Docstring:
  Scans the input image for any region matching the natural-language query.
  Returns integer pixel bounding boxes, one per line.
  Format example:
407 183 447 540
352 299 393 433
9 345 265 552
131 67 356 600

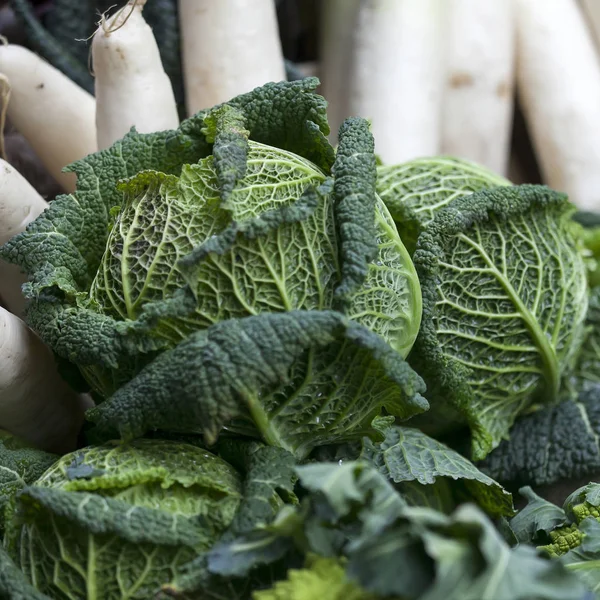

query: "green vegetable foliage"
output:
376 156 510 253
0 77 598 599
411 185 588 459
3 439 242 599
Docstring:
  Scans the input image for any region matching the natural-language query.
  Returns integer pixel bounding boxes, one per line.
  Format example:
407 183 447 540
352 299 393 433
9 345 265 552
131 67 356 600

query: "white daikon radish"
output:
0 159 47 315
0 44 96 192
320 0 360 142
348 0 446 164
178 0 286 115
0 307 89 453
580 0 600 50
442 0 515 176
516 0 600 211
92 0 179 150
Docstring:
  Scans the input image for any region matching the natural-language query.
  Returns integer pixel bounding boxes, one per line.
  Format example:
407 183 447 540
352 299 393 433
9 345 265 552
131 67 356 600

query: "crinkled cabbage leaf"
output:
411 185 588 460
1 79 424 458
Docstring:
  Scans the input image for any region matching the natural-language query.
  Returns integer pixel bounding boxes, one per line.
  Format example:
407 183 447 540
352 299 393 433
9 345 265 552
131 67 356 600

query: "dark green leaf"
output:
360 425 513 517
510 487 568 544
87 311 427 458
480 385 600 487
412 184 588 460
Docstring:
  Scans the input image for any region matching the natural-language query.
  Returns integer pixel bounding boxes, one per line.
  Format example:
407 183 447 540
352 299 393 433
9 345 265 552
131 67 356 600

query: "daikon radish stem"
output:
442 0 515 176
178 0 286 115
320 0 360 143
516 0 600 211
0 44 96 192
92 0 179 150
0 159 47 315
0 307 88 453
348 0 446 164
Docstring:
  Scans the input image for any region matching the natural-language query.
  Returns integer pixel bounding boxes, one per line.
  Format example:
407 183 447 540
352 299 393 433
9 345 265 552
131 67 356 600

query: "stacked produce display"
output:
0 1 598 599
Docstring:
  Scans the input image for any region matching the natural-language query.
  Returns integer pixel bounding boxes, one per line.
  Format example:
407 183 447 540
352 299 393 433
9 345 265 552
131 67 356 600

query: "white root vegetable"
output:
178 0 286 115
0 44 96 192
516 0 600 211
580 0 600 49
92 0 180 150
441 0 515 176
0 159 47 315
0 307 90 453
320 0 360 142
348 0 446 164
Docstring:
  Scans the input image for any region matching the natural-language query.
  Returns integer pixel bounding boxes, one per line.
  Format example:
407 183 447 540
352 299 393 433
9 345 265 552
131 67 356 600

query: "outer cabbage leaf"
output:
574 211 600 288
411 185 589 460
480 384 600 487
87 310 427 458
3 439 242 600
376 156 510 253
7 487 211 600
576 287 600 392
0 431 57 533
0 544 51 600
359 424 514 517
162 444 298 598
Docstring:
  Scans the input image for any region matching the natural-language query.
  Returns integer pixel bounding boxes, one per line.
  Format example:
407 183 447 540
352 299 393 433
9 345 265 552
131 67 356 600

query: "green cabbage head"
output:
3 439 242 599
1 79 425 458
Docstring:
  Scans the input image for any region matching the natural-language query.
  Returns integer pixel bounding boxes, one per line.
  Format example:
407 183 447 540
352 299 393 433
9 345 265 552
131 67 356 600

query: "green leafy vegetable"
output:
376 156 511 253
561 518 600 597
511 483 600 594
576 287 600 391
0 73 598 600
359 423 514 517
0 544 51 600
510 487 568 544
3 439 242 599
198 461 585 600
411 185 589 460
253 555 378 600
574 211 600 288
0 432 57 534
2 79 424 458
480 384 600 487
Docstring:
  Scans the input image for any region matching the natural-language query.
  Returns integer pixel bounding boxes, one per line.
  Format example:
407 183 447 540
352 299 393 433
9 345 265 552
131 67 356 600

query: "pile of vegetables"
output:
0 74 597 598
0 1 598 599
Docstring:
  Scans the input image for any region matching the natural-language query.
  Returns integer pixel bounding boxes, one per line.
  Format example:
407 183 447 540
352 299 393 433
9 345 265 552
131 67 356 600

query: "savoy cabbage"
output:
376 156 511 254
410 185 589 459
1 78 425 459
0 79 598 599
3 439 242 599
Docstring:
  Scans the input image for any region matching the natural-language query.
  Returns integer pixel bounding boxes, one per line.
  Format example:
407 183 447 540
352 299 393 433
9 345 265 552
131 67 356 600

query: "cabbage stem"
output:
347 0 446 164
0 307 89 453
516 0 600 211
0 159 47 315
441 0 515 176
178 0 286 115
0 45 96 192
92 0 180 151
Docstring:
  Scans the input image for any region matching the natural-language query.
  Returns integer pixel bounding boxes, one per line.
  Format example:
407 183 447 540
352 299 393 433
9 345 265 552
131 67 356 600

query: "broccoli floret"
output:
539 523 583 558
